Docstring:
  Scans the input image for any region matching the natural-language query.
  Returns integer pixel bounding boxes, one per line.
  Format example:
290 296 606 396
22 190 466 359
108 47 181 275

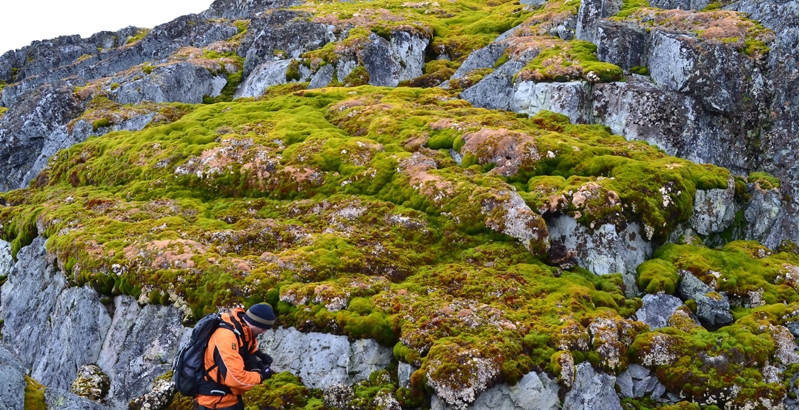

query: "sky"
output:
0 0 213 55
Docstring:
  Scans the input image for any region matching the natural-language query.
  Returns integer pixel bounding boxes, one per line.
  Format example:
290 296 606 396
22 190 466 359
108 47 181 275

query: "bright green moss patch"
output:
243 371 326 410
516 41 623 83
748 171 780 190
637 258 680 294
24 376 46 410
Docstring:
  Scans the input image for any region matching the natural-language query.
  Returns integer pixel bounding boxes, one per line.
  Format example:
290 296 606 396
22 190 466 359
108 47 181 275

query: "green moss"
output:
243 371 325 409
125 28 150 45
344 66 370 87
92 118 112 131
24 376 46 410
637 259 679 294
747 171 780 189
142 63 155 75
517 41 623 83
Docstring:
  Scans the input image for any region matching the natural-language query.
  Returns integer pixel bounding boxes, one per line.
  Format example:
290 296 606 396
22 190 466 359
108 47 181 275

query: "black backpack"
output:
172 312 245 397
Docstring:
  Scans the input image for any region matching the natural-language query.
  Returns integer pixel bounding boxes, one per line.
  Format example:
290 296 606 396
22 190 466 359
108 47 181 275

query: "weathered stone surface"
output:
650 0 710 9
430 371 559 410
240 10 335 78
361 32 427 87
575 0 623 43
744 184 788 249
96 296 184 406
128 376 176 410
690 176 736 235
562 362 623 410
451 43 507 80
677 270 713 300
308 64 335 89
0 345 27 410
512 81 592 124
595 20 648 71
397 362 417 389
45 387 108 410
20 112 156 190
30 286 112 391
0 84 86 191
616 363 667 399
202 0 302 19
234 59 296 98
635 294 684 331
546 216 651 295
1 237 66 368
258 326 393 389
460 60 525 110
112 62 227 105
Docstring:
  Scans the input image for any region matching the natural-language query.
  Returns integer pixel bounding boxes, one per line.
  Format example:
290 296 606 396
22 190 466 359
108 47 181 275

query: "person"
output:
196 302 277 410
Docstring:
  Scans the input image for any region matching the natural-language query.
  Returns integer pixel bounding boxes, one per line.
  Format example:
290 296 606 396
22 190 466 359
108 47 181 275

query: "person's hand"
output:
259 366 273 382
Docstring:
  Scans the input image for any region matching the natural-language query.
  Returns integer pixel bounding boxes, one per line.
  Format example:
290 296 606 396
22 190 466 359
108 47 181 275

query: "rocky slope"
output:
0 0 796 409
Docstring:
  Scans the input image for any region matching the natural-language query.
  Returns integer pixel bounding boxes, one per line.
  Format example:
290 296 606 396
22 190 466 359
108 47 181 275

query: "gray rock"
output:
430 371 559 410
390 30 429 82
259 327 393 389
575 0 623 43
647 31 696 94
677 270 713 300
786 322 799 339
563 362 623 410
744 185 787 249
112 62 228 105
519 0 548 8
1 237 66 368
235 60 295 99
0 345 27 410
0 84 86 191
595 21 648 71
202 0 302 19
240 10 335 78
512 81 592 124
361 34 403 87
635 293 685 330
398 362 417 388
308 64 335 89
45 387 108 410
690 176 736 235
650 0 710 9
460 60 525 110
694 293 734 328
546 216 651 296
0 240 13 277
97 296 184 406
451 43 508 80
21 112 157 190
30 286 112 391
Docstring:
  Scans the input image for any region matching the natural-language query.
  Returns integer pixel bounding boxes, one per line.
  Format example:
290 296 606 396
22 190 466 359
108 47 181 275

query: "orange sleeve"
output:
209 329 262 392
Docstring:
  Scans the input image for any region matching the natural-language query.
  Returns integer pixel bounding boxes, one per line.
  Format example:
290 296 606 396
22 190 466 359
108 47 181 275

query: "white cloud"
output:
0 0 211 55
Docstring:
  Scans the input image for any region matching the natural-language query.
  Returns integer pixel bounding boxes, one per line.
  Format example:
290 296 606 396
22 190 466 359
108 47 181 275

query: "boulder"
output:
546 215 651 295
595 20 648 71
0 345 27 410
690 176 736 236
460 60 526 110
744 184 788 249
677 271 734 328
562 362 623 410
451 43 508 80
397 362 417 389
360 32 428 87
430 371 559 410
575 0 623 43
258 326 393 389
308 64 335 89
676 270 713 301
615 363 669 400
635 294 684 331
512 81 592 124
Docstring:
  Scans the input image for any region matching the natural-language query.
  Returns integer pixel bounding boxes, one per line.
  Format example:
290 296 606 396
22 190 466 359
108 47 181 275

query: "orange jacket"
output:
196 308 262 408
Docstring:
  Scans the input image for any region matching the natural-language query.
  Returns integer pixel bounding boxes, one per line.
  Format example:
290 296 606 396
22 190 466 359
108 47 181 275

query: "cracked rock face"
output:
562 362 623 410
